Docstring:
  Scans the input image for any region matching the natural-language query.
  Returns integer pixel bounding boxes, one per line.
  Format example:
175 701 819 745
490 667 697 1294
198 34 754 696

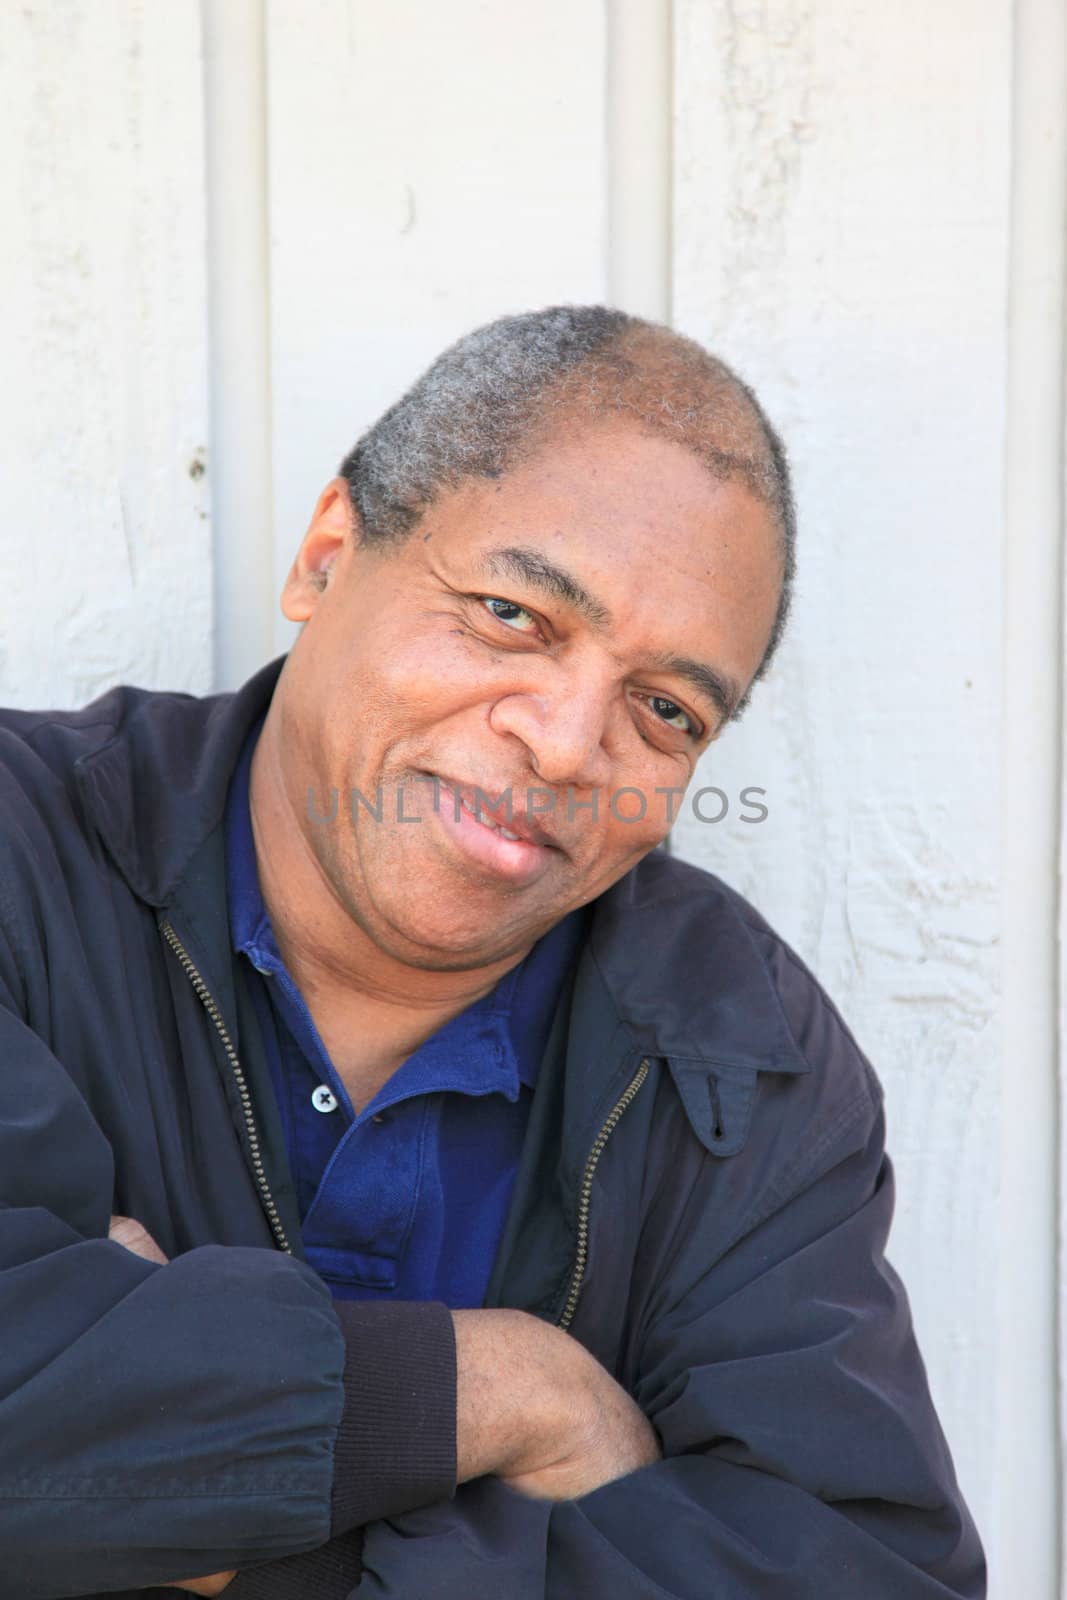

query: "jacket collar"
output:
73 655 809 1081
589 850 810 1076
74 656 286 910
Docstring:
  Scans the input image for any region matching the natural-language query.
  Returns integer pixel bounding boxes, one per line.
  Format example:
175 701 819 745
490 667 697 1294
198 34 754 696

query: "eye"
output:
480 596 541 634
647 695 699 737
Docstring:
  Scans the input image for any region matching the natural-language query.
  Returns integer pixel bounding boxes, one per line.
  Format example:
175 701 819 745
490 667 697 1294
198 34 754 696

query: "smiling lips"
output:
430 774 561 850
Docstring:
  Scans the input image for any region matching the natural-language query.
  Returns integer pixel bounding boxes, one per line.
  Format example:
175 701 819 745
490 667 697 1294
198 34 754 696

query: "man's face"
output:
276 419 781 971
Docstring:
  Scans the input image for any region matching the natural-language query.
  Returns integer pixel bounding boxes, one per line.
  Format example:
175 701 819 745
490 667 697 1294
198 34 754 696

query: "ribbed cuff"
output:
223 1530 364 1600
330 1298 457 1536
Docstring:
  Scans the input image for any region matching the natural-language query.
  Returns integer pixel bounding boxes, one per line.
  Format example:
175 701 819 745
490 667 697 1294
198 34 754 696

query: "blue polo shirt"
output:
224 721 587 1307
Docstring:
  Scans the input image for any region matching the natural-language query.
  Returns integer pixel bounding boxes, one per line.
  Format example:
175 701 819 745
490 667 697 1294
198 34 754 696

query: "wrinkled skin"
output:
248 419 782 1094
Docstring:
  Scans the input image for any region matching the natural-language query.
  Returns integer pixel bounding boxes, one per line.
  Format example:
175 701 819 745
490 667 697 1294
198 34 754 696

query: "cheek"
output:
574 804 669 902
319 622 512 773
375 613 508 701
596 751 690 846
601 791 674 842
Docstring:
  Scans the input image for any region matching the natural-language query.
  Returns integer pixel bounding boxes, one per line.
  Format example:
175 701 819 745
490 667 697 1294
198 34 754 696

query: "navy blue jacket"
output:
0 657 986 1599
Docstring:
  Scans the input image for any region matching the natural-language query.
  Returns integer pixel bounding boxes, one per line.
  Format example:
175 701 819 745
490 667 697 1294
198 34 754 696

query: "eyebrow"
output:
481 546 612 628
645 654 742 727
479 543 741 726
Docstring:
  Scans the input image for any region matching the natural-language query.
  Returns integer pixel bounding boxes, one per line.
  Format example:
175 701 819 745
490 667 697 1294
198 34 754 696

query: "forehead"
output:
411 421 782 684
426 418 771 545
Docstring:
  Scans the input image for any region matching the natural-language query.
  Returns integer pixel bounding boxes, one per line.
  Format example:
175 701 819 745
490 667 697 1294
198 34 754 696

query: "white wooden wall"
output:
2 3 1063 1593
0 2 212 704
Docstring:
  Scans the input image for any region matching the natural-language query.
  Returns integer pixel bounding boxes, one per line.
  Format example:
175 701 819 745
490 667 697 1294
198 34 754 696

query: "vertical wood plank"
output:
997 1 1067 1594
203 0 276 692
1002 0 1066 1587
605 0 673 322
264 0 608 654
671 0 1011 1564
0 0 211 706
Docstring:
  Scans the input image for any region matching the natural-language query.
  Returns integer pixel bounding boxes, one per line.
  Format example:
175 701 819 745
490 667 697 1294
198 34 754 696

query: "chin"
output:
387 922 528 972
371 884 545 969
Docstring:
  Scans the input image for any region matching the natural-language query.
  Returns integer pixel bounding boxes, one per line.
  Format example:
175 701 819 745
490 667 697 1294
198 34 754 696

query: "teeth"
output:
459 796 522 841
461 797 499 831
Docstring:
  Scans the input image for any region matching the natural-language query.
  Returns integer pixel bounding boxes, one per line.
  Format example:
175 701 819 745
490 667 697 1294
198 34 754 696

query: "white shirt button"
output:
311 1085 339 1114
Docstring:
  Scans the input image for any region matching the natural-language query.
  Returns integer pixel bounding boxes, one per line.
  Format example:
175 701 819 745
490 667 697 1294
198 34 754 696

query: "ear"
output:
281 478 357 622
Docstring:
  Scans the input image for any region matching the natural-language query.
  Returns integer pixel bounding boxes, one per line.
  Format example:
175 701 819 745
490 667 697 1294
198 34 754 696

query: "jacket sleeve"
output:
349 1080 986 1599
0 970 456 1600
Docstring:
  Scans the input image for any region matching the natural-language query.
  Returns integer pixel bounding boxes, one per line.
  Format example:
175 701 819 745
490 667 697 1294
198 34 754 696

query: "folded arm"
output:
341 1092 984 1600
0 973 457 1600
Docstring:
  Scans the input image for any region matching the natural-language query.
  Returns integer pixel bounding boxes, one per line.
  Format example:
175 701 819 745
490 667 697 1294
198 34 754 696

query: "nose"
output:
488 677 613 792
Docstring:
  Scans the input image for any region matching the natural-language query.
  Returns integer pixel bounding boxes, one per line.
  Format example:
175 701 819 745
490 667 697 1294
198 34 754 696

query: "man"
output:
0 306 984 1598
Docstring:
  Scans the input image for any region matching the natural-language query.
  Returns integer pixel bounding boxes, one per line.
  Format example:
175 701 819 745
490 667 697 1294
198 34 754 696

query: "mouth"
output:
420 770 564 882
428 772 561 848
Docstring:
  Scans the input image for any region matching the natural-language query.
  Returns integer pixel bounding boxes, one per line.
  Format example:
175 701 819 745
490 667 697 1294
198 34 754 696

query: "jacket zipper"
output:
159 920 650 1300
159 918 294 1255
557 1057 651 1331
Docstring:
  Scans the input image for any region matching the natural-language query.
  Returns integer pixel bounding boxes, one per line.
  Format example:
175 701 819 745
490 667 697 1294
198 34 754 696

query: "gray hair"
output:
339 305 795 722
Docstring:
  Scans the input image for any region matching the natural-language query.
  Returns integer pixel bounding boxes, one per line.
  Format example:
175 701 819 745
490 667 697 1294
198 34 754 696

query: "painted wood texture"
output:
672 0 1011 1576
0 1 211 706
1 0 1056 1590
265 0 609 654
